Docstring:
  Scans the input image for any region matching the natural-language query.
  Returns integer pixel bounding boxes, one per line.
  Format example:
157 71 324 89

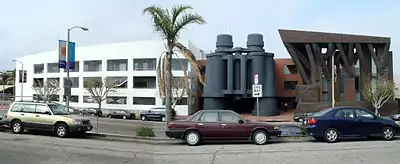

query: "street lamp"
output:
12 59 24 101
65 26 89 110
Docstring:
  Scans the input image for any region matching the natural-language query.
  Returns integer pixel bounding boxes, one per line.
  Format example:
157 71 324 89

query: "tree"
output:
84 77 117 110
32 79 61 102
143 4 206 124
362 79 395 116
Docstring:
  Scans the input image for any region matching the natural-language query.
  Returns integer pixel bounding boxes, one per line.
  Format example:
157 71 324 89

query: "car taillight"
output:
308 118 317 125
167 122 174 128
5 114 8 119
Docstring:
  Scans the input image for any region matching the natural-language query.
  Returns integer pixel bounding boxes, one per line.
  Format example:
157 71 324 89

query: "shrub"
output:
136 126 155 137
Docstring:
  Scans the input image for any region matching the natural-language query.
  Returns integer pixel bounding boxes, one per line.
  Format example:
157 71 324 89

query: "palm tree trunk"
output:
165 50 173 124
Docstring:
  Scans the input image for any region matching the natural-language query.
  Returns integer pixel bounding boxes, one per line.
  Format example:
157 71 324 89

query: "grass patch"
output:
136 126 156 137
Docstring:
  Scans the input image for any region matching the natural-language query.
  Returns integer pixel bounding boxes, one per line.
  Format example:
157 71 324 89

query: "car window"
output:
313 108 334 117
35 105 50 114
10 103 23 112
199 112 219 122
355 109 375 119
48 104 69 115
335 109 355 119
21 104 36 113
219 112 241 123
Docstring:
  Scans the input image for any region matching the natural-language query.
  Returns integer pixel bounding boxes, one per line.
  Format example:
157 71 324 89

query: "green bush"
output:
136 126 155 137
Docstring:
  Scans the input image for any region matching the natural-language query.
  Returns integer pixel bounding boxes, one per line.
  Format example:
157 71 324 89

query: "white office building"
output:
13 39 205 116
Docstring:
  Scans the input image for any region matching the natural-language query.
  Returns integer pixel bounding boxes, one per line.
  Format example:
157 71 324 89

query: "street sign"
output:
252 84 262 97
254 74 259 85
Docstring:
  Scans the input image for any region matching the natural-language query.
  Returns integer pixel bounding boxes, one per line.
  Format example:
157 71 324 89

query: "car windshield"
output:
48 104 70 115
313 108 333 117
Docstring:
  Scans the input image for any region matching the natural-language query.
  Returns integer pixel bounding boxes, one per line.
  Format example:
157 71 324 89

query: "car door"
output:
333 108 360 137
354 109 382 136
196 111 224 139
218 111 248 139
33 104 54 131
20 104 37 128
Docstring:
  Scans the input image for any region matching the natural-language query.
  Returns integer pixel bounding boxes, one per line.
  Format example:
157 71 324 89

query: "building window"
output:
133 97 155 105
83 96 96 103
63 77 79 88
33 78 44 87
47 78 60 87
63 95 79 102
283 81 298 90
83 77 102 88
107 59 128 71
107 96 127 104
283 65 297 74
133 77 156 88
133 58 156 71
34 64 44 74
107 76 127 88
172 59 188 70
47 63 59 73
162 98 188 105
64 62 80 72
84 60 102 72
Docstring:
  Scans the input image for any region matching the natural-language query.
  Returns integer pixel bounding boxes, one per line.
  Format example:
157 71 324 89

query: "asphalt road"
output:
0 131 399 164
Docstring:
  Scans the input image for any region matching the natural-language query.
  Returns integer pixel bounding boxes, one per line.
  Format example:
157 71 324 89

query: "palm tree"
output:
143 4 206 124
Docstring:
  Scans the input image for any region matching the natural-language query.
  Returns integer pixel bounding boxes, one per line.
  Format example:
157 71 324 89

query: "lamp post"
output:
12 60 24 101
65 26 89 110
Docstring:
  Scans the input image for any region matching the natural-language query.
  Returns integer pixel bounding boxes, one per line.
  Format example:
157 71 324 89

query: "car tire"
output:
161 116 166 122
55 123 69 138
324 128 339 143
141 116 147 121
252 130 269 145
123 116 127 120
185 130 201 146
11 120 24 134
381 127 395 141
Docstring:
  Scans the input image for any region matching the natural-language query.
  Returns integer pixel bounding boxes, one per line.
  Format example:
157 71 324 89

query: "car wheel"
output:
11 120 24 134
382 127 395 141
185 130 201 146
123 116 127 120
161 116 166 122
55 123 69 138
141 116 147 121
252 130 269 145
324 128 339 143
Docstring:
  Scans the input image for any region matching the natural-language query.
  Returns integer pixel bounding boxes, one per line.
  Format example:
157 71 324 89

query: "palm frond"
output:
175 42 205 85
143 5 173 40
173 13 206 37
171 4 193 25
156 51 167 97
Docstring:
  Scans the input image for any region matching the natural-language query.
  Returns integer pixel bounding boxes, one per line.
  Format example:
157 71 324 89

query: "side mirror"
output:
238 120 245 124
44 111 51 115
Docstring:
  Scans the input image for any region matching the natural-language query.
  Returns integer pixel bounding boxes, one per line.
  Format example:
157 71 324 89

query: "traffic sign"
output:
252 84 262 97
254 74 259 85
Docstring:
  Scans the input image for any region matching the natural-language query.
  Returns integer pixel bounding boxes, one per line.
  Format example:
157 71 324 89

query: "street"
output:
0 131 399 164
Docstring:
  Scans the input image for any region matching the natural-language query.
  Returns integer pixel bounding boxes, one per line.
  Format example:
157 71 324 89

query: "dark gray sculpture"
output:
202 34 279 116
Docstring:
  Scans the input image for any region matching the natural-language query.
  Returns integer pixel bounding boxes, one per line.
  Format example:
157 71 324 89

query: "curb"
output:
85 132 180 145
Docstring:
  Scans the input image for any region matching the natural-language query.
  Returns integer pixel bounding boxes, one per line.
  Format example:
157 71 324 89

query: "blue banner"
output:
58 40 76 69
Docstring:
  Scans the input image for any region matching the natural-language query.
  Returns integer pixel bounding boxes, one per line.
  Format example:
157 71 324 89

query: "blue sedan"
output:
305 106 400 143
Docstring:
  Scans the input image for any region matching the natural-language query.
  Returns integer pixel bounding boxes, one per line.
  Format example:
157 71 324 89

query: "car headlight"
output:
72 120 81 125
395 121 400 126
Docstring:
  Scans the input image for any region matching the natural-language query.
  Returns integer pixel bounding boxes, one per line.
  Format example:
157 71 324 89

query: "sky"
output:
1 0 400 72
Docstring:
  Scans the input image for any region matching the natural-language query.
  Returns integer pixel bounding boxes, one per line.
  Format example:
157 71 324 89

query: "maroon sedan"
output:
166 110 282 146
